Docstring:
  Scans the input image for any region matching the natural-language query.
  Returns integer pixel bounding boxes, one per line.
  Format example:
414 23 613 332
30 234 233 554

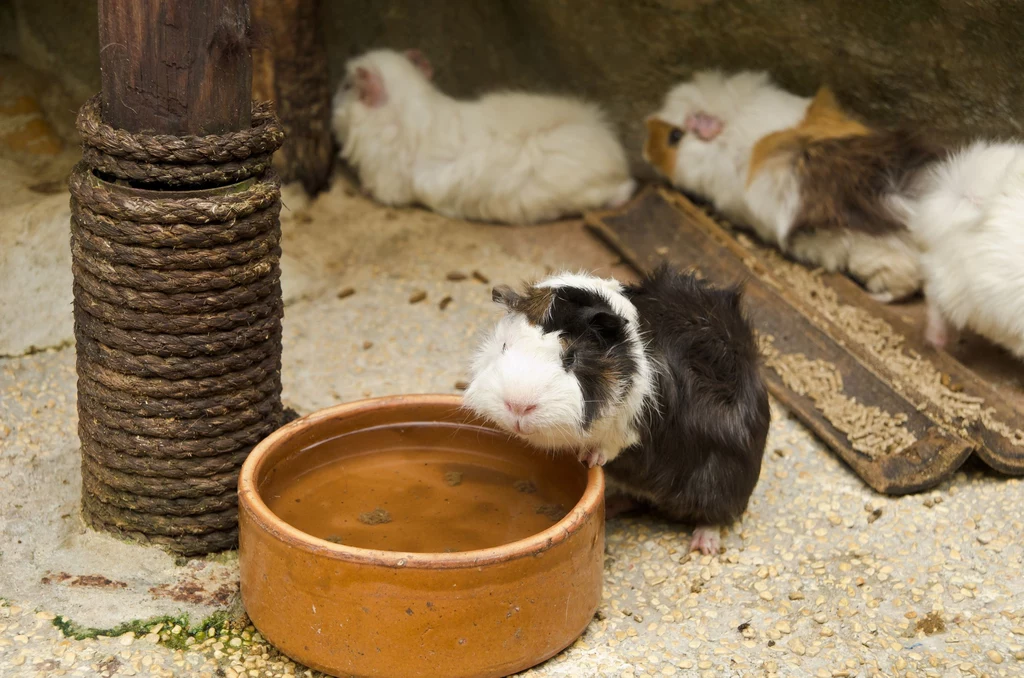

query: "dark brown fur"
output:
492 284 554 325
786 129 946 243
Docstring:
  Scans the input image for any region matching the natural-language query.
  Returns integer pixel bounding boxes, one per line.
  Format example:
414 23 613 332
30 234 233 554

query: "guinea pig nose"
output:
504 400 538 417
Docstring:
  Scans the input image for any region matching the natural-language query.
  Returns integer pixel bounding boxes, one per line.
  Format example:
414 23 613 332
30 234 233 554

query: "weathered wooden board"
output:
663 191 1024 477
586 187 976 494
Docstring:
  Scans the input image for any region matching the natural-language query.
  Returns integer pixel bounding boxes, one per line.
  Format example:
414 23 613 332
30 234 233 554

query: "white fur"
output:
331 49 636 225
787 230 923 302
902 140 1024 357
463 272 655 464
650 70 922 301
650 70 809 242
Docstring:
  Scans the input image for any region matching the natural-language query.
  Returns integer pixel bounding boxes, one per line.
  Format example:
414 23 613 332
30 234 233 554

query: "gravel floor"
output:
1 177 1023 677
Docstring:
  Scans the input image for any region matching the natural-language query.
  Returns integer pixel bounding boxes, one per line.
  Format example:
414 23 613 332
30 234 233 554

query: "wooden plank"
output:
662 191 1024 477
806 278 1024 475
586 187 974 494
98 0 252 135
251 0 333 195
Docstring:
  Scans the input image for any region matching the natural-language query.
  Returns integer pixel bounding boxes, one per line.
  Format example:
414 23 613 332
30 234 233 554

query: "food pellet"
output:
358 508 392 525
536 503 567 521
514 480 537 494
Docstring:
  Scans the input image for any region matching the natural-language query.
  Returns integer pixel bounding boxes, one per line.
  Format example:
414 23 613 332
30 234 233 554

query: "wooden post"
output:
251 0 333 194
98 0 252 136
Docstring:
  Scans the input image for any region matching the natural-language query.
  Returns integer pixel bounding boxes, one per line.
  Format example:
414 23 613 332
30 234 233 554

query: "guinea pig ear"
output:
354 66 387 108
404 49 434 80
582 308 626 345
684 111 723 141
492 285 521 309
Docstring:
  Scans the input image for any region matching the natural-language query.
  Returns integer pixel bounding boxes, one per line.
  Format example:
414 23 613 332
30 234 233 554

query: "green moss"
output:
51 608 245 651
52 613 190 641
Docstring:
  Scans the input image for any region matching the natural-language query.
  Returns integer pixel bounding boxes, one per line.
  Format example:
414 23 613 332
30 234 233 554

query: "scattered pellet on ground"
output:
337 287 355 300
867 507 883 524
358 508 392 525
514 480 537 494
759 334 917 458
362 341 373 350
444 471 463 487
454 380 469 391
439 295 454 310
915 611 946 635
750 246 1024 448
471 270 490 284
446 271 467 281
408 290 427 304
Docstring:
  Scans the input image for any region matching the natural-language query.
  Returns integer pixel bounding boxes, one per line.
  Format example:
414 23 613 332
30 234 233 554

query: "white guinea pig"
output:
644 71 937 303
463 266 770 554
331 48 636 225
899 140 1024 358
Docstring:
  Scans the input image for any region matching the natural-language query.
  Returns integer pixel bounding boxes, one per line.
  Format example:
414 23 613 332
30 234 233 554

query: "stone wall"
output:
4 0 1023 174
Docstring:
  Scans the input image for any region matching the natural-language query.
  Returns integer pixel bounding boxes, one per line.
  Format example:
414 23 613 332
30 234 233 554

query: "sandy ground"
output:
1 58 1023 678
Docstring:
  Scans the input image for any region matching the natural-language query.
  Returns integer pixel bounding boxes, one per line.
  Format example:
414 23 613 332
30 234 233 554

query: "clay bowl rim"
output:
238 393 605 571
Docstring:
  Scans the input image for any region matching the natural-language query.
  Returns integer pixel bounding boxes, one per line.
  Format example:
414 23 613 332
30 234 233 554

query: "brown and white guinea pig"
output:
331 48 635 225
644 71 943 302
463 266 770 554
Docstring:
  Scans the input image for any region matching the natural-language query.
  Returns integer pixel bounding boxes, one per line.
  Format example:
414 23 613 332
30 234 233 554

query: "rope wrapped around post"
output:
70 96 287 555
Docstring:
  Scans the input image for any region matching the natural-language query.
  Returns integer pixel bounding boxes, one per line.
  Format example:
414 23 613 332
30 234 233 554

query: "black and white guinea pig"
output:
463 266 770 554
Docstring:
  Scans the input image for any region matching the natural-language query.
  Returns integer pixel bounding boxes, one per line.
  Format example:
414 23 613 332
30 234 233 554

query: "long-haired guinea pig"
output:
330 48 635 225
463 265 770 554
895 140 1024 359
644 71 943 302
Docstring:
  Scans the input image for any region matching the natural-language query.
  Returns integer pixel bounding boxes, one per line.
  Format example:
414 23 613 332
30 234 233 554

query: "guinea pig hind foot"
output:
924 303 951 351
689 526 721 556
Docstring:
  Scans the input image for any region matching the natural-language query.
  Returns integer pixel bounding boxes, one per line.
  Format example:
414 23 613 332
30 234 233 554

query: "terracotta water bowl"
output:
238 394 605 678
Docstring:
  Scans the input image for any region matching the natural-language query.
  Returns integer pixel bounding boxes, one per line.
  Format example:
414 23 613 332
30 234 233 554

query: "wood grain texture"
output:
251 0 333 195
98 0 252 135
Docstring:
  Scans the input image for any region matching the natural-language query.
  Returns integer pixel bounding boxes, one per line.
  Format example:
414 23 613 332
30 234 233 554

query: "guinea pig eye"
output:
668 127 684 146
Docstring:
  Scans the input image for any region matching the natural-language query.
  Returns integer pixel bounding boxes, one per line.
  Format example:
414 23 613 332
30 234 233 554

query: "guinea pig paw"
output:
580 448 607 468
689 526 721 556
924 305 950 350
